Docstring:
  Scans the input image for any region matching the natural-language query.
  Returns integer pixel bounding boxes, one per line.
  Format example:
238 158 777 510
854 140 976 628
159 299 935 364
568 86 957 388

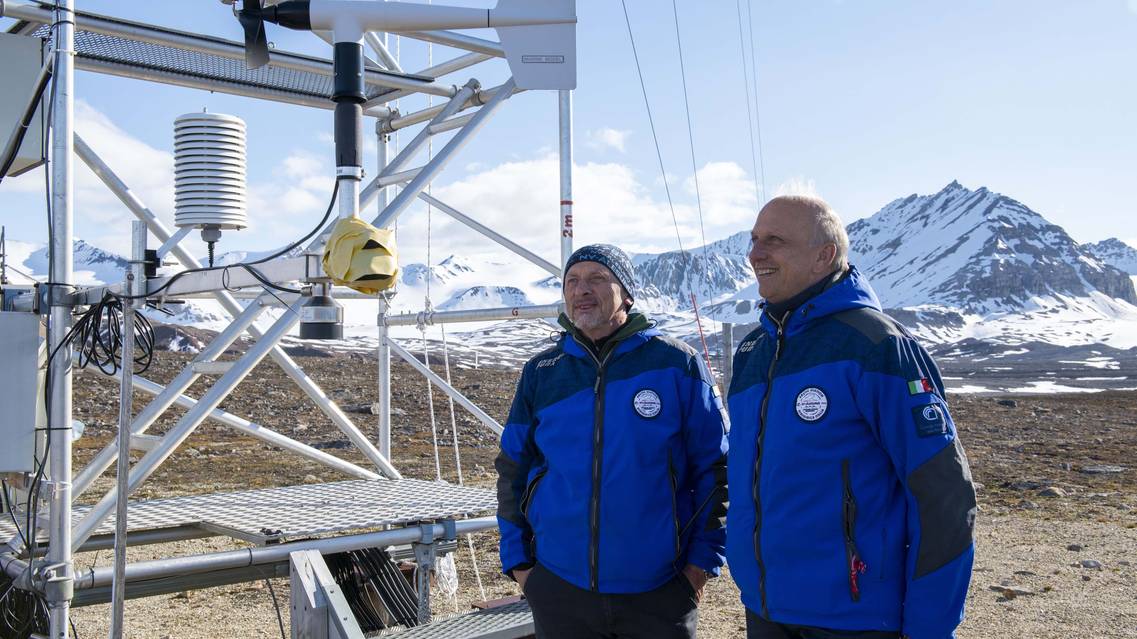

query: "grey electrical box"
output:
0 312 43 473
0 32 46 178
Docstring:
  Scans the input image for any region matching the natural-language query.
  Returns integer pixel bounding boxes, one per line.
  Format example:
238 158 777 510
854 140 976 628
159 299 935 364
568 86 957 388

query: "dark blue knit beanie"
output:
563 244 637 303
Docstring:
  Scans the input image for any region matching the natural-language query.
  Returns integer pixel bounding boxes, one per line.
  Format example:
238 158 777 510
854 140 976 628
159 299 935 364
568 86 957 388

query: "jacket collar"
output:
559 312 657 362
759 264 881 337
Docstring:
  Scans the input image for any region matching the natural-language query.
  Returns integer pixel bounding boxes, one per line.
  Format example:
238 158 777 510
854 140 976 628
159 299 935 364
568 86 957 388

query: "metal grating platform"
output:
0 479 496 545
4 2 431 110
376 601 534 639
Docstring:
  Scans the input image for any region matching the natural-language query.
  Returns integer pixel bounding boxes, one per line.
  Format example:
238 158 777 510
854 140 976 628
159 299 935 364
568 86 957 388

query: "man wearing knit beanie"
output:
496 243 729 638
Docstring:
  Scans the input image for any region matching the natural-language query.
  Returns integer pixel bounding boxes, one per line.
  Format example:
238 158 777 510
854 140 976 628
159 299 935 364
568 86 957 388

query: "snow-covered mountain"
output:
4 181 1135 357
18 239 130 285
1085 238 1137 275
438 285 533 311
697 182 1137 350
633 233 753 312
847 181 1135 310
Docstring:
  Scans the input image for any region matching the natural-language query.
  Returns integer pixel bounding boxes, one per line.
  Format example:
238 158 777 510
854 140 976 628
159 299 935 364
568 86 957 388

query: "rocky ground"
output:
50 349 1137 638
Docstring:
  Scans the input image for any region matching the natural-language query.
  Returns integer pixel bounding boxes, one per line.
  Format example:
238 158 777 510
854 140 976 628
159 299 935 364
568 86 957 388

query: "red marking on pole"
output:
560 200 573 206
691 292 715 378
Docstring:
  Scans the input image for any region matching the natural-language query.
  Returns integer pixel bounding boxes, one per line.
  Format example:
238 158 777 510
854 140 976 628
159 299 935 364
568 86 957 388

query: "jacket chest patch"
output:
633 389 662 418
794 386 828 422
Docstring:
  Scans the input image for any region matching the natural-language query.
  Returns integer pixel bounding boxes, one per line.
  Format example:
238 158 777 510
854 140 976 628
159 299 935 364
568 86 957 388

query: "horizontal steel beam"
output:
74 517 497 590
404 30 505 57
385 303 562 327
74 561 290 607
70 255 321 304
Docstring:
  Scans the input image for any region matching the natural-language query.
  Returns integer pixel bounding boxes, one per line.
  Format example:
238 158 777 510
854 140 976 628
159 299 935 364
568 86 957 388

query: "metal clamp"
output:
35 561 75 603
37 282 80 311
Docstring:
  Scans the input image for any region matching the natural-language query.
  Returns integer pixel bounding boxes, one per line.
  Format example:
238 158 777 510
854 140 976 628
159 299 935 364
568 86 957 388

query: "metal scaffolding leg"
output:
46 1 76 634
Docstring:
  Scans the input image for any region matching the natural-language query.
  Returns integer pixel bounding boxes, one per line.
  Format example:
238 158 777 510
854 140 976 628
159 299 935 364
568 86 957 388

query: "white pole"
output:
558 89 573 270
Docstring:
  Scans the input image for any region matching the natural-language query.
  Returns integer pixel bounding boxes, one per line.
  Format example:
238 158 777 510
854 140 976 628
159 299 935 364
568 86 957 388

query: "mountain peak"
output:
848 184 1136 310
1085 238 1137 276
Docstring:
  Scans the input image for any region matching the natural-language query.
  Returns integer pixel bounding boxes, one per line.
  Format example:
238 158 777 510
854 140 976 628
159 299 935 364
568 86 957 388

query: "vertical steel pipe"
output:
46 0 76 634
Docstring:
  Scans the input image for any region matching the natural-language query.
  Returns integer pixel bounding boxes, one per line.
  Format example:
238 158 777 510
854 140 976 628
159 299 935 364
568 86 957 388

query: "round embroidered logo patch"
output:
633 389 662 418
795 387 828 422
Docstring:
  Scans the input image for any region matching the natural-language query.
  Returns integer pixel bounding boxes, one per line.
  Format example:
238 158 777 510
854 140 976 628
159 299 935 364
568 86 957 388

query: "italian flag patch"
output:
908 378 933 395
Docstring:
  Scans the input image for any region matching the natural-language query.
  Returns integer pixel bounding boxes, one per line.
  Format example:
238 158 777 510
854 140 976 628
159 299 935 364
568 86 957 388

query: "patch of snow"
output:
1003 381 1104 394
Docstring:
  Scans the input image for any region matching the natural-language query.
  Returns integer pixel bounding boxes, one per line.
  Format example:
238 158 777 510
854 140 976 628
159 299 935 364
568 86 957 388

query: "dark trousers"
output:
745 609 901 639
523 563 699 639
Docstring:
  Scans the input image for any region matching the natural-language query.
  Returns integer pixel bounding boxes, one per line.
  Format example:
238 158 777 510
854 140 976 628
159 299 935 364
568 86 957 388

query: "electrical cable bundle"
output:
59 293 156 375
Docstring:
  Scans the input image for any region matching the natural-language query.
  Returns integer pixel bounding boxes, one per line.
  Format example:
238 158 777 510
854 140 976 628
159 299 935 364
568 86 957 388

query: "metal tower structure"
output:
0 1 576 636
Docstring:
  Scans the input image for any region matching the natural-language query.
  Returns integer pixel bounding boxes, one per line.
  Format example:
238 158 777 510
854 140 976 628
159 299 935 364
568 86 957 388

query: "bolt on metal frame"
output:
0 2 574 635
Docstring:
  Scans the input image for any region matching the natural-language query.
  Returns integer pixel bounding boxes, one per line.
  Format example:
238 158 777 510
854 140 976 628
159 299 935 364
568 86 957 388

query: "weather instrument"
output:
225 0 576 337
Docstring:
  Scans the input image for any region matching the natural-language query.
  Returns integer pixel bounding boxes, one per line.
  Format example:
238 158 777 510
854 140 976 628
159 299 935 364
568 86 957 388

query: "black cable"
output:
111 180 338 302
264 577 286 639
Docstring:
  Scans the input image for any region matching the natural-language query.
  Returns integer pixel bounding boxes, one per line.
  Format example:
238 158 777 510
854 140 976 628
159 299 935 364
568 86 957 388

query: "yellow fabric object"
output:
322 216 399 295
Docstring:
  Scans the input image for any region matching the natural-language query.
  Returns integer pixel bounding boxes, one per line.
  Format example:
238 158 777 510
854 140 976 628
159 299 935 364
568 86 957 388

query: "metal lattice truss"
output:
4 0 487 112
0 0 576 633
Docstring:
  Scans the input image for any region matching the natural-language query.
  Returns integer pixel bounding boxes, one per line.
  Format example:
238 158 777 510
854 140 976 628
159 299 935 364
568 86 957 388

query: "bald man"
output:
725 196 976 639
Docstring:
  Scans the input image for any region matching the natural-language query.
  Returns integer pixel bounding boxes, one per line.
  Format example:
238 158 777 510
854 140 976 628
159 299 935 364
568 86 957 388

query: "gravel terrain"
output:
50 350 1137 638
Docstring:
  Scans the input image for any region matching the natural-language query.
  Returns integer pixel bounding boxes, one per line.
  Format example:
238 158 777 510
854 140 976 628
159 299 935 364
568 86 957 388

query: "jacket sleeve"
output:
680 354 730 577
854 335 976 639
495 363 539 578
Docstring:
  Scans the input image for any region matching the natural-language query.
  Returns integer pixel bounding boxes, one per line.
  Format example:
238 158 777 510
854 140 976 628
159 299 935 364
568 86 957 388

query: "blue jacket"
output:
497 313 729 593
726 267 976 639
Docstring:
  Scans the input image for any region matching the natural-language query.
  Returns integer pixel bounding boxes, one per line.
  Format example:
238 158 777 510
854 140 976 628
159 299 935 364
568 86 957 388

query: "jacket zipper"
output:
582 342 613 593
520 468 548 517
668 452 681 566
752 318 784 619
842 459 867 602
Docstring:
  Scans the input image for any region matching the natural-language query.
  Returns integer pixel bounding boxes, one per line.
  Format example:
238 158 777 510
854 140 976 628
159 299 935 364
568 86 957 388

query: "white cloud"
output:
684 161 759 229
388 154 757 266
586 127 630 153
70 100 177 255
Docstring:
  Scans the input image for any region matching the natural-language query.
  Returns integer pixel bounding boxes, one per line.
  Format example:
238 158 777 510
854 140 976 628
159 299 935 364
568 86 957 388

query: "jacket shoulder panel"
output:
520 340 595 415
831 307 910 345
606 334 699 385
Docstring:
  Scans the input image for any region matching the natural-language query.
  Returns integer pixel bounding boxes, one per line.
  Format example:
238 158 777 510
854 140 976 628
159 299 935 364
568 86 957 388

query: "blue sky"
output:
2 0 1135 264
